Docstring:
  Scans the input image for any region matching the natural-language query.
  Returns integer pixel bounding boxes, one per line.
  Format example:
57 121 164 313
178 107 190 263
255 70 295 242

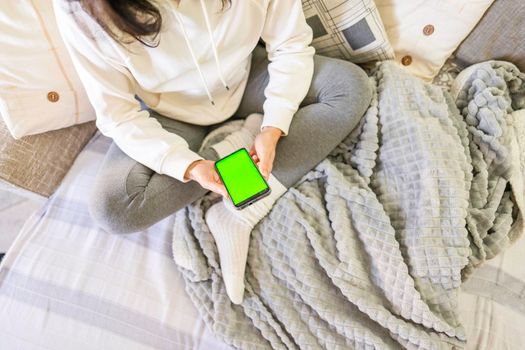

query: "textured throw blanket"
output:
172 61 525 349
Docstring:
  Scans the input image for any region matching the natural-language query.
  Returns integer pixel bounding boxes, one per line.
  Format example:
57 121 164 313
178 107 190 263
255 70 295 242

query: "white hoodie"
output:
54 0 314 182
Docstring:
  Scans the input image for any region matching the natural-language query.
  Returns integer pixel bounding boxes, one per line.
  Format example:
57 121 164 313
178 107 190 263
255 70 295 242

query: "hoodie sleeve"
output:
54 2 203 182
260 0 315 136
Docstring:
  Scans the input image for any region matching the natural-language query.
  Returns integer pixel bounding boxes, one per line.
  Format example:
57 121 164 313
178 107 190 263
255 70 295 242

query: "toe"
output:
224 274 245 304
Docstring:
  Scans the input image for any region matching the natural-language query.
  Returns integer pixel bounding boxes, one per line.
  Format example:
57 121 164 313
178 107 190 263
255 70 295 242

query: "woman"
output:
55 0 372 304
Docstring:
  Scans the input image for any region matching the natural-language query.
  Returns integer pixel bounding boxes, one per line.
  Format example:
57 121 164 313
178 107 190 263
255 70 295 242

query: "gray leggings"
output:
89 46 372 234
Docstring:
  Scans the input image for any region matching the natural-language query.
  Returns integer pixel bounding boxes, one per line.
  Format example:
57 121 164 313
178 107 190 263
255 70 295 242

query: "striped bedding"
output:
0 133 232 350
460 226 525 350
0 132 523 350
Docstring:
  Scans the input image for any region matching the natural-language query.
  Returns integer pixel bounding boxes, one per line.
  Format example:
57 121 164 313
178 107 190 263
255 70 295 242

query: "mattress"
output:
0 131 524 349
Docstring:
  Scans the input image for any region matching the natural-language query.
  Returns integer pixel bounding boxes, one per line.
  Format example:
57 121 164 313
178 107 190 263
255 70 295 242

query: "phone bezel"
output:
214 148 271 209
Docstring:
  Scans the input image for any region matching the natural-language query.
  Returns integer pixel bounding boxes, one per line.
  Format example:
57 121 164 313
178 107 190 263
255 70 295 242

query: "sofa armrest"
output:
0 119 97 198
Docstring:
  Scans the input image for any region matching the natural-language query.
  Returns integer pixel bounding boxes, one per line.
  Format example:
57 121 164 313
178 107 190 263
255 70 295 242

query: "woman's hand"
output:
249 126 283 180
185 160 228 198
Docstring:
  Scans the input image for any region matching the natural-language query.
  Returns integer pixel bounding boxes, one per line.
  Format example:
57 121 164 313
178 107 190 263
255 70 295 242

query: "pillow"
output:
0 119 97 198
375 0 494 81
302 0 395 63
0 1 94 139
454 0 525 73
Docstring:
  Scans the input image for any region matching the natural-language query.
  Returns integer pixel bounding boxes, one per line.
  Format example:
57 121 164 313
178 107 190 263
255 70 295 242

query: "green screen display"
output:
215 149 269 206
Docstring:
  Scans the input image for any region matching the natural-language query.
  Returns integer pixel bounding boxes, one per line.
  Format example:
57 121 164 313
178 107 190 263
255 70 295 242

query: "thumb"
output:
258 158 270 179
260 150 275 180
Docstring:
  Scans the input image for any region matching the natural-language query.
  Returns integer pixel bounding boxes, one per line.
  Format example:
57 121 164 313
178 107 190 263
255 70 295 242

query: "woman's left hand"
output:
249 126 283 180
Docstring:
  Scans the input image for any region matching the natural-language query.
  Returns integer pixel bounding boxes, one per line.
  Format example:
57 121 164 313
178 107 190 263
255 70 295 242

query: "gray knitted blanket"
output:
172 61 525 349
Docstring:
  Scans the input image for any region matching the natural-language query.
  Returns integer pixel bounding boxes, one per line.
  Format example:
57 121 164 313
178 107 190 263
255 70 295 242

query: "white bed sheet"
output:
459 220 525 350
0 133 232 350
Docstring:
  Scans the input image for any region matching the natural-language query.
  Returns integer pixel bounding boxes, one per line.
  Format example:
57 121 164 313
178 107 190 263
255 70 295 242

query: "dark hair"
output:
70 0 231 47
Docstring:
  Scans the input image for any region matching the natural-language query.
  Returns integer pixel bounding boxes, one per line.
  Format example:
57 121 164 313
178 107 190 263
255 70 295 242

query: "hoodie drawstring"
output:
174 1 229 106
199 0 229 91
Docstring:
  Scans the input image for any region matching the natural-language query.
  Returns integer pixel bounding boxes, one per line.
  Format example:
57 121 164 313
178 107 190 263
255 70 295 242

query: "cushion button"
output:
401 55 412 66
47 91 60 103
423 24 435 36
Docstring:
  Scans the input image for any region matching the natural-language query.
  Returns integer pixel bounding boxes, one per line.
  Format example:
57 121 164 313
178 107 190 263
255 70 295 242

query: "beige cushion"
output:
376 0 494 81
0 119 97 197
302 0 394 63
0 1 95 139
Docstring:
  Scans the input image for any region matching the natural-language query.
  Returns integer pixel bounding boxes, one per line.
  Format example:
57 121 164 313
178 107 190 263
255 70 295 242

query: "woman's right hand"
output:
185 160 228 198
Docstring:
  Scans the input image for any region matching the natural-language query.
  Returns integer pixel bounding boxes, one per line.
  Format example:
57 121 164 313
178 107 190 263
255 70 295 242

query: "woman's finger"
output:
267 162 273 177
249 145 257 157
216 183 228 198
213 170 222 184
260 152 275 180
258 162 269 179
256 151 267 177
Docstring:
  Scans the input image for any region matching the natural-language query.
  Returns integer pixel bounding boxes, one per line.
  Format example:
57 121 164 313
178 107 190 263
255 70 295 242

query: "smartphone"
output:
214 148 271 209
